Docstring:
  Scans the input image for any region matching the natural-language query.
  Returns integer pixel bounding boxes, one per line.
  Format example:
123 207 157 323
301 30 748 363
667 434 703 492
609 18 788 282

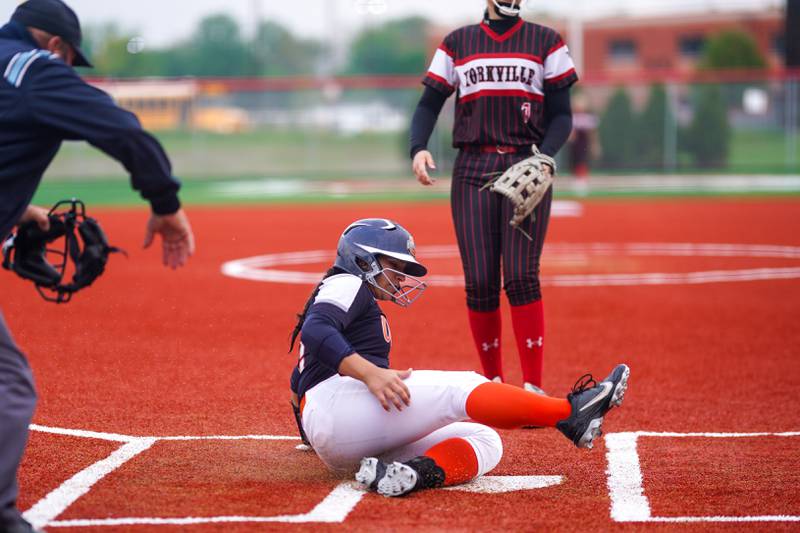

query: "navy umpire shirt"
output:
0 21 181 241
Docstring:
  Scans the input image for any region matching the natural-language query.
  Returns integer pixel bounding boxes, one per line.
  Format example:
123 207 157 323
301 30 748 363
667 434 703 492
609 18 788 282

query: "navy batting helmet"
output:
334 218 427 306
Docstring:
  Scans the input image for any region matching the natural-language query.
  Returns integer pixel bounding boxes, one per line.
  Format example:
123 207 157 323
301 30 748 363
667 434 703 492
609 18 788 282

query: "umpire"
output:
0 1 195 531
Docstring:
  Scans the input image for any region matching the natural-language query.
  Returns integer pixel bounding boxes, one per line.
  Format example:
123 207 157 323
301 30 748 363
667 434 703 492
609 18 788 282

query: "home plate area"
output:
20 425 800 528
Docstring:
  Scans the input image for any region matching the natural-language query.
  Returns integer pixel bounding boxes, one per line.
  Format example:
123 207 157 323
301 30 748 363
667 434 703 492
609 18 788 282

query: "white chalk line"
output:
605 431 800 523
23 438 157 529
24 425 301 529
29 424 300 442
25 425 562 528
45 476 563 527
47 482 364 527
221 242 800 287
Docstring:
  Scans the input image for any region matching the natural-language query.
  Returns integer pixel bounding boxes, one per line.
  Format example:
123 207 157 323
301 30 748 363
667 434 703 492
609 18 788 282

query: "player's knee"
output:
504 278 541 305
464 278 501 311
466 293 501 312
467 426 503 476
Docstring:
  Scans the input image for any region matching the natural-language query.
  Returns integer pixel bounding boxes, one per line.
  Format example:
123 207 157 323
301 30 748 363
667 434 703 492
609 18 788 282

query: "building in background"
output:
580 8 784 80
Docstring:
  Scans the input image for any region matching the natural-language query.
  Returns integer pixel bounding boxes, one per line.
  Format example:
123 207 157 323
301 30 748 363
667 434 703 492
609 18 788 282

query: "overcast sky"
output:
2 0 783 47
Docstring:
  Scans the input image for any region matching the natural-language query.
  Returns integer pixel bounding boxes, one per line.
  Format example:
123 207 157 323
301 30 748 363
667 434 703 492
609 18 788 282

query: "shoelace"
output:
570 373 598 395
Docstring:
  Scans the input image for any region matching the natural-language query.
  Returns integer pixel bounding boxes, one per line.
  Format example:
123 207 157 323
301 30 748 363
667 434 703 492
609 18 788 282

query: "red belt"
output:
463 145 523 154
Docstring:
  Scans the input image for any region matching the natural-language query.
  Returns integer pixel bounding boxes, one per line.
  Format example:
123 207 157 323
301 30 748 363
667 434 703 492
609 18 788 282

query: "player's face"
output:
372 256 407 301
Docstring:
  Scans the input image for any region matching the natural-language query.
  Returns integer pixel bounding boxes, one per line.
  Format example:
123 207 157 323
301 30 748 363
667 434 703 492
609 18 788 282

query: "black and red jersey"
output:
423 18 578 148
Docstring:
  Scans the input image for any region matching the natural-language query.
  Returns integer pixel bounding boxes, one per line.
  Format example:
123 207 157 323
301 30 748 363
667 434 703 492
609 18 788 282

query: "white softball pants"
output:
301 370 503 475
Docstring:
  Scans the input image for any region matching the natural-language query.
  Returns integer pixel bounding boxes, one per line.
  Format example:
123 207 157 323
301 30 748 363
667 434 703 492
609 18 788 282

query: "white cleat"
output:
376 462 419 497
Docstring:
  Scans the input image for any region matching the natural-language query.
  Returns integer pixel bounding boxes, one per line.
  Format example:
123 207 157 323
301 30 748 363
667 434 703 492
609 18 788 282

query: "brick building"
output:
578 8 784 80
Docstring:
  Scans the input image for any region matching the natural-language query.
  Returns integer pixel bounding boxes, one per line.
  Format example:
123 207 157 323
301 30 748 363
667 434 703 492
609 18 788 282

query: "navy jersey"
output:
423 19 578 148
292 273 391 399
0 22 180 240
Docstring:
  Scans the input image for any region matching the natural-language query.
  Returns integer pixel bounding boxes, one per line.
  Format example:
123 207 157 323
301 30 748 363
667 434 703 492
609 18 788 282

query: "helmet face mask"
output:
366 262 426 308
334 219 427 307
492 0 524 17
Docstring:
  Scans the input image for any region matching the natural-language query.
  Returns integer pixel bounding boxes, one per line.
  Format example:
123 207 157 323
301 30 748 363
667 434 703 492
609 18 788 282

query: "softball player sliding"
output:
410 0 577 394
289 219 629 497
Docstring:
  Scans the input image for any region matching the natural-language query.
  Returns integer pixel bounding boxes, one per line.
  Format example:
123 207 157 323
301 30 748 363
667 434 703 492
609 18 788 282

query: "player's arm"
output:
538 87 574 171
412 34 459 186
301 297 411 412
339 354 411 412
24 61 179 211
409 86 448 185
539 31 579 166
23 60 194 268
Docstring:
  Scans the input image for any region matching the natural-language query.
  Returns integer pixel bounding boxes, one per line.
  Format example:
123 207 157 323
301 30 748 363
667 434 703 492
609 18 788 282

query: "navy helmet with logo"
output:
334 218 427 306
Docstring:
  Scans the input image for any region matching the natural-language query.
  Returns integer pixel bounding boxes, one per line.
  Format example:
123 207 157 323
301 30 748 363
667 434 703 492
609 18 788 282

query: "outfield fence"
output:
45 71 800 182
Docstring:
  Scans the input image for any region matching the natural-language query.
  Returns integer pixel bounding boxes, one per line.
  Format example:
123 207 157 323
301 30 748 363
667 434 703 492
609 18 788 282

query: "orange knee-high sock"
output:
465 382 571 429
424 438 479 486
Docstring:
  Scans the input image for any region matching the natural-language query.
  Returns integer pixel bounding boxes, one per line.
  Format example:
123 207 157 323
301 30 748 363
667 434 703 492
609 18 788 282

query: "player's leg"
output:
451 151 504 381
353 363 630 497
0 311 37 532
301 370 491 473
502 186 554 391
357 422 502 496
304 365 629 474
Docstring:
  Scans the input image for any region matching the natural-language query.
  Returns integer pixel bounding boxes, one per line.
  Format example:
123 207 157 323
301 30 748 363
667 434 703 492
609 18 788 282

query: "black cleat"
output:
556 364 630 449
356 456 444 497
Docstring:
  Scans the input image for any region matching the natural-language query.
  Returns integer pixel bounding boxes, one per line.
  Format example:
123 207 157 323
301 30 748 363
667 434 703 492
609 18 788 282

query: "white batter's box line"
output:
24 424 301 529
605 431 800 523
29 424 301 443
41 476 563 528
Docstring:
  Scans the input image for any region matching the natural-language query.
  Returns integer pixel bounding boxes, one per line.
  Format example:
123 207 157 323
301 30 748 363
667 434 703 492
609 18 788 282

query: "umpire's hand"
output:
143 209 195 269
412 150 437 186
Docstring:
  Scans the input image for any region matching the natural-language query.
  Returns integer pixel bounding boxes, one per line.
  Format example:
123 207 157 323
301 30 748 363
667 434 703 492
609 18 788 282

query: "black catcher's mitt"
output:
2 199 125 303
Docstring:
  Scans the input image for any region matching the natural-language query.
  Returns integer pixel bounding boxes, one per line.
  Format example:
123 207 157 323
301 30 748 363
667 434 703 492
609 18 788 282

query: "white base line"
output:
29 424 135 443
23 438 157 529
48 482 366 527
25 425 302 529
45 476 562 527
605 431 800 523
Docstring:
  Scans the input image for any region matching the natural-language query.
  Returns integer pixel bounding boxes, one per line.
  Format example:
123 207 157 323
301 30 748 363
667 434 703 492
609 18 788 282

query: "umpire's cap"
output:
11 0 92 67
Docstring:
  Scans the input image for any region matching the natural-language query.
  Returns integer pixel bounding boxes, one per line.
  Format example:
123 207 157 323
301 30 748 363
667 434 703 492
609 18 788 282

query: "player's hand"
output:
364 367 413 412
143 208 195 269
412 150 437 186
542 163 553 178
18 205 50 231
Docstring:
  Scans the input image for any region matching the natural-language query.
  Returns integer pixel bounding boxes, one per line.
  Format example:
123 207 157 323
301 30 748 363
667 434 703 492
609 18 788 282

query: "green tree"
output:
684 85 731 168
346 17 429 75
700 30 767 70
636 84 673 169
175 14 250 76
251 21 322 76
598 88 638 169
83 24 171 77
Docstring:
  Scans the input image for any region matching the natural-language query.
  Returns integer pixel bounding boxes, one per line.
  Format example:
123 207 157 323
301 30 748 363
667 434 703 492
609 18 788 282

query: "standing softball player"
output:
289 219 629 497
410 0 577 393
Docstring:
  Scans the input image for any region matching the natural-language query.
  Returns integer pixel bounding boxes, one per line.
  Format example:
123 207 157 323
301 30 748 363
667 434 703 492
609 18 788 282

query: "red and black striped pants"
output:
451 149 553 311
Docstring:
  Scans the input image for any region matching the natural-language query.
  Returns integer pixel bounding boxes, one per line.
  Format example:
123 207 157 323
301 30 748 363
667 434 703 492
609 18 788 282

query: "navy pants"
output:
451 149 553 311
0 309 36 528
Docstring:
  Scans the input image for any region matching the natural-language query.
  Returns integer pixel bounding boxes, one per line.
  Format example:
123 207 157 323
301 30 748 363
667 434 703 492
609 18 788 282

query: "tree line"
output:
596 30 768 170
83 14 431 77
